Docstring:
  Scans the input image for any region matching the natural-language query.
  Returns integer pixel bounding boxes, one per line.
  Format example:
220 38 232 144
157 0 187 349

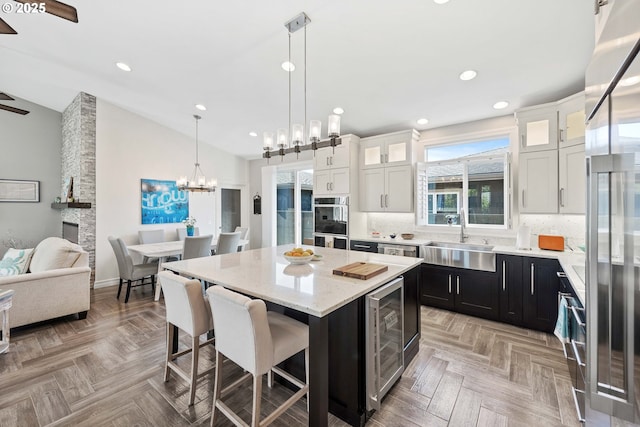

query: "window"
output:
276 169 313 245
417 137 510 228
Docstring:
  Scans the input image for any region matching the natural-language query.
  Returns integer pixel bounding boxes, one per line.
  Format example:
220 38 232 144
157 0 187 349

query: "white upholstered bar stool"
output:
206 286 309 427
159 271 215 406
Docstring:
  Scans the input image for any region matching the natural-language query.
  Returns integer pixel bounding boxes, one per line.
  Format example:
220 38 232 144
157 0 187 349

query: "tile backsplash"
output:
365 213 586 249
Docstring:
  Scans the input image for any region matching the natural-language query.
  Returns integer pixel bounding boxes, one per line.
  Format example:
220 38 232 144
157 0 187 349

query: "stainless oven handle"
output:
571 339 586 368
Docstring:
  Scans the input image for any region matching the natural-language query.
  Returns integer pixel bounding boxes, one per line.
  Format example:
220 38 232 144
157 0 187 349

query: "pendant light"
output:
262 12 343 161
177 115 217 192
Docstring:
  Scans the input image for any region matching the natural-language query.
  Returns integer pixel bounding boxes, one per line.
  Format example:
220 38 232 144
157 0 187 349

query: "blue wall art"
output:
140 179 188 224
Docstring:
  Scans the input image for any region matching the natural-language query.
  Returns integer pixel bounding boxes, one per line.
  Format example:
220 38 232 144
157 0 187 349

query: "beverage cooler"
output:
365 277 404 411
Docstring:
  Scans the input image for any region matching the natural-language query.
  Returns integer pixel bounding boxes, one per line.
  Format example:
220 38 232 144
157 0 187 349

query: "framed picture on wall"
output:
0 179 40 202
140 179 189 224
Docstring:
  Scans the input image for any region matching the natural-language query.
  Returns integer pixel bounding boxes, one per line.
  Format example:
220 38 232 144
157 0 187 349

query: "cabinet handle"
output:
385 194 389 207
326 157 329 166
330 182 334 191
380 154 384 164
385 153 389 163
530 263 535 295
448 274 452 294
522 189 525 208
560 188 565 207
380 194 384 208
353 244 371 249
330 156 333 166
456 276 460 295
326 182 330 191
521 134 525 148
502 260 506 291
559 128 564 143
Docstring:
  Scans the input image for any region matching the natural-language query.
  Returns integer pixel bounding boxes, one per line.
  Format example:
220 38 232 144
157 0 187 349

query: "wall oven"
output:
314 196 348 236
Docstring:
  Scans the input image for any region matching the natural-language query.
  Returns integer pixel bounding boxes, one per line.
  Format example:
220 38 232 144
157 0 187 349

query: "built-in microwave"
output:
313 196 348 236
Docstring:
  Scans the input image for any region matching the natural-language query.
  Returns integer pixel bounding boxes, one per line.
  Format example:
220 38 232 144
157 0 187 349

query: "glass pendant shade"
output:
263 132 274 150
292 124 304 146
309 120 321 142
277 128 289 148
328 114 341 138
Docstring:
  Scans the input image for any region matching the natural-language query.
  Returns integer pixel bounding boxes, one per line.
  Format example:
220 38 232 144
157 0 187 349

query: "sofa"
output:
0 237 91 328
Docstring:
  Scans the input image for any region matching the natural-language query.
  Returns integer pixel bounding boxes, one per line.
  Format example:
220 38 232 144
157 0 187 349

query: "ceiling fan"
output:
0 93 30 115
0 0 78 35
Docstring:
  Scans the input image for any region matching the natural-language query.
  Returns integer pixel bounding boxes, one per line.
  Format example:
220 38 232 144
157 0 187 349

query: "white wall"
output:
0 96 62 255
95 100 249 285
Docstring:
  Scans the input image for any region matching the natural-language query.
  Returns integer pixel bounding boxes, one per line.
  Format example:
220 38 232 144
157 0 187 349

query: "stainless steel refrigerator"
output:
585 1 640 425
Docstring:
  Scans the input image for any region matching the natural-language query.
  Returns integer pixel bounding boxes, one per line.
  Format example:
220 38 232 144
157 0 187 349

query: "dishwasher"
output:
378 243 418 257
366 277 404 411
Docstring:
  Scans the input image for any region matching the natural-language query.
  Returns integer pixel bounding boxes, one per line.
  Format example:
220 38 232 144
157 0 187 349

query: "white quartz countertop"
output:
162 245 423 317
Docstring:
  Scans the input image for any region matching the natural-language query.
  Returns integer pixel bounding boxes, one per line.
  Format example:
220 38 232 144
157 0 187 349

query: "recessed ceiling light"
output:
116 62 131 72
195 104 207 111
281 61 295 72
434 0 450 4
249 132 258 137
333 107 344 114
619 75 640 87
417 118 429 125
459 70 477 81
493 101 509 110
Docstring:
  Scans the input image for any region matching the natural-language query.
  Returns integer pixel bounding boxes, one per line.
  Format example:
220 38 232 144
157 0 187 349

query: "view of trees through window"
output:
421 137 510 227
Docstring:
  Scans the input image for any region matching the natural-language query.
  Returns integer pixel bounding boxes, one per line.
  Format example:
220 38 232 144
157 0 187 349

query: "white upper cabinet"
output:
515 103 558 153
558 144 586 214
314 134 355 171
360 165 413 212
314 168 349 196
519 150 559 213
558 92 586 149
360 130 418 169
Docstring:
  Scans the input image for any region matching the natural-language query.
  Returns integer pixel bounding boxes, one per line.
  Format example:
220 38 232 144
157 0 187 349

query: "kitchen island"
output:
162 245 422 427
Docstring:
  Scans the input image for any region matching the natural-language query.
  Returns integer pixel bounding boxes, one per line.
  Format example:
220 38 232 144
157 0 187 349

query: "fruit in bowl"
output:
283 247 314 264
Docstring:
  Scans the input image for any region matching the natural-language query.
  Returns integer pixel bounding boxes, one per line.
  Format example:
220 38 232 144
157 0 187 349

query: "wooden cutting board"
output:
333 262 388 280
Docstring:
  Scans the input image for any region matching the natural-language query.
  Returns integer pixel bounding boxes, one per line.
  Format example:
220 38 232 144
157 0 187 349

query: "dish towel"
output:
554 296 570 344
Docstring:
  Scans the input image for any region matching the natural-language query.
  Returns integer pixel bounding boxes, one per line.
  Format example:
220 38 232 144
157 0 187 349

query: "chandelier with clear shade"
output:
177 115 217 192
262 12 343 161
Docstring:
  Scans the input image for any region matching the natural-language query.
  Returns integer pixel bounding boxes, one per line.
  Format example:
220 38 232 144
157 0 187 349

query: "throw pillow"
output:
29 237 83 273
0 248 34 277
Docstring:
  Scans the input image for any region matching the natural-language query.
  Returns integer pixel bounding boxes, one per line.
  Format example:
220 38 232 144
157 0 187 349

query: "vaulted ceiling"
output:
0 0 594 158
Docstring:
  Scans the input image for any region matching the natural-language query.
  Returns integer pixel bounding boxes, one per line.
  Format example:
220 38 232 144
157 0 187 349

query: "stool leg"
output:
210 351 222 427
251 374 262 427
164 322 173 382
188 335 199 406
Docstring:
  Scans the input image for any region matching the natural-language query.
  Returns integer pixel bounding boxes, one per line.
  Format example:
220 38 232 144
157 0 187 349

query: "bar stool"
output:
159 272 215 406
206 285 309 427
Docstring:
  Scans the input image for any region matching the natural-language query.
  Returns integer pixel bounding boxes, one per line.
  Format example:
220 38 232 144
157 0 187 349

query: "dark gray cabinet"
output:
497 254 561 333
349 240 379 253
421 264 499 321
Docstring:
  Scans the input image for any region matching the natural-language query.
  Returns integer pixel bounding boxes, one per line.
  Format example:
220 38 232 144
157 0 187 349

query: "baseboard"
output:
94 278 119 289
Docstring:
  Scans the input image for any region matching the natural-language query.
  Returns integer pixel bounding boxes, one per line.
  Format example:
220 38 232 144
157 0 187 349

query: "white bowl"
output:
284 254 313 264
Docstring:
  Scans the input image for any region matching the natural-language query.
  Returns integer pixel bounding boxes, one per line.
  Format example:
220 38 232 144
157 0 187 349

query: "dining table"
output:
160 245 422 427
127 238 249 301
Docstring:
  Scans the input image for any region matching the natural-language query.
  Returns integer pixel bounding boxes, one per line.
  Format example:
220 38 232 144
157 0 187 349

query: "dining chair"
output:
108 236 158 303
183 235 213 260
215 232 241 255
206 285 309 427
234 226 249 251
177 227 200 241
159 271 215 406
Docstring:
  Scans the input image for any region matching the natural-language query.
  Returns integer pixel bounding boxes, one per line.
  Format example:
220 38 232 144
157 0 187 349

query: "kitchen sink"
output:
420 241 496 272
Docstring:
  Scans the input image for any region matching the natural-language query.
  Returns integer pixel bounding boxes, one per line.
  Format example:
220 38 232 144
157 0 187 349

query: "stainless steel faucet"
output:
460 209 469 243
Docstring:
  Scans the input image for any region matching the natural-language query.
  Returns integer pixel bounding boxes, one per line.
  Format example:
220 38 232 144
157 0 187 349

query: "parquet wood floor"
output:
0 287 579 426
